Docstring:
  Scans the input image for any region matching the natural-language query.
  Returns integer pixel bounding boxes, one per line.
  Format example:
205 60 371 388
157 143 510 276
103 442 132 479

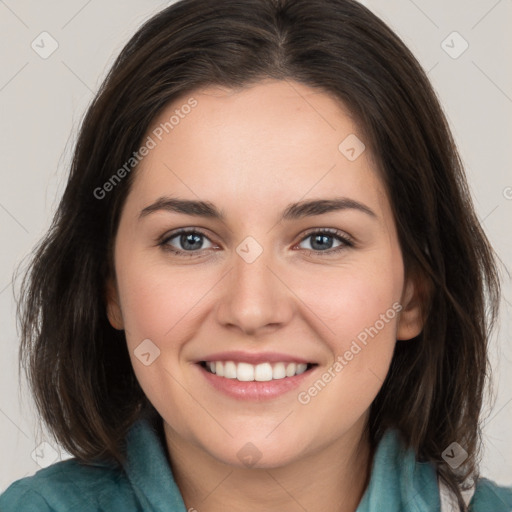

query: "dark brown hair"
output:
16 0 501 509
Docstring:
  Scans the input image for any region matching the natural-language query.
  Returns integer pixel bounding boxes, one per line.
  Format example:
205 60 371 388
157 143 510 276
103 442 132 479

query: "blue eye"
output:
160 229 214 256
297 229 353 254
158 228 353 257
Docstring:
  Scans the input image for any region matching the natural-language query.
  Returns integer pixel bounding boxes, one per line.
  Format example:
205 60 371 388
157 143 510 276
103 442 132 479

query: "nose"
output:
215 241 294 336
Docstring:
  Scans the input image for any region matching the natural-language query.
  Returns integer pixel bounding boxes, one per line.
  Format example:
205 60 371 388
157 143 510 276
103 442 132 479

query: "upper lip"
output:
196 351 314 365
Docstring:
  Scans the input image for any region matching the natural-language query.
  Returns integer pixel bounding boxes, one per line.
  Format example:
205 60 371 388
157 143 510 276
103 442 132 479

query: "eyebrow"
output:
138 196 377 221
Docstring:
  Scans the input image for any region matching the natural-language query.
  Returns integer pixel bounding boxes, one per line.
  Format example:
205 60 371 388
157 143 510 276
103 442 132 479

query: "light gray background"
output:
0 0 511 492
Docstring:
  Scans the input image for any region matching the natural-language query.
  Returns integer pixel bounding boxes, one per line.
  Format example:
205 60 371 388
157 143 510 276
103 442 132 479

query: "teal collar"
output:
123 417 439 511
356 429 439 511
124 416 187 511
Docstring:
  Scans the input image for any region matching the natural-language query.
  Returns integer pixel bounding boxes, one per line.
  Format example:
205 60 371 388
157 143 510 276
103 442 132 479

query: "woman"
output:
1 0 511 510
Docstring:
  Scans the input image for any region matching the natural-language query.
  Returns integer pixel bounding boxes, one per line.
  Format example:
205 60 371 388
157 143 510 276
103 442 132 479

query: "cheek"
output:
297 260 402 345
292 257 402 414
114 257 209 432
115 256 208 347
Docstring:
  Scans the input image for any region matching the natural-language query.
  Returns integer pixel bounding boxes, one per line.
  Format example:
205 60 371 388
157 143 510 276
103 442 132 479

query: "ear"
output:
396 274 428 340
105 276 124 330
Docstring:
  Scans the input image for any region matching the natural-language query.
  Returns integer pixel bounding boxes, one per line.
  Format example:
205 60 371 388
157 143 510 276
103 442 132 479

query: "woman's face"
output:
107 79 423 468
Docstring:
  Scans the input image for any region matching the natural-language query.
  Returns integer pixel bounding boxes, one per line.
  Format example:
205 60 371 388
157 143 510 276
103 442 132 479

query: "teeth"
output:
272 362 286 379
237 362 254 381
204 361 310 381
285 362 296 377
224 361 237 379
254 362 272 381
296 363 308 375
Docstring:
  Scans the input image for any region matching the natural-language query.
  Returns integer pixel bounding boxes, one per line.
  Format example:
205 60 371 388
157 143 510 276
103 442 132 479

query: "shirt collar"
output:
124 416 438 512
124 413 187 512
356 429 439 512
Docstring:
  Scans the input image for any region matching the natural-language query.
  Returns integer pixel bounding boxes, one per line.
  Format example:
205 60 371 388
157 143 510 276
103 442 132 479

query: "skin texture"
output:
106 79 424 511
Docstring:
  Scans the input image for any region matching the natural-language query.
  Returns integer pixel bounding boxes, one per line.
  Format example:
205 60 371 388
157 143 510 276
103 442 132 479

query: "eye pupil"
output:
181 233 203 250
311 234 333 251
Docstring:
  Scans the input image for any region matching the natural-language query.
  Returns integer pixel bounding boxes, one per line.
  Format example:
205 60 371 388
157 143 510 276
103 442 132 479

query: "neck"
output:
163 418 372 512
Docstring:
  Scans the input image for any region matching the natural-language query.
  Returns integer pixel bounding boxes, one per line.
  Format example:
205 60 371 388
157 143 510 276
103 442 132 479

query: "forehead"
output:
127 79 390 222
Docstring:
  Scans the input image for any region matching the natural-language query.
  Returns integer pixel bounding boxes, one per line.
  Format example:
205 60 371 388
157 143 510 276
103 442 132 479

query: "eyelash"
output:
158 227 355 258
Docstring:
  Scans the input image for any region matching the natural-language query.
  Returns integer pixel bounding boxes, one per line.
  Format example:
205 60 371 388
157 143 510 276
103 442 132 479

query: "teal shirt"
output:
1 417 511 511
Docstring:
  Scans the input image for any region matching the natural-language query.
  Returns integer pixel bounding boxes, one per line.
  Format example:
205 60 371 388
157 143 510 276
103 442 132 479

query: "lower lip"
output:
197 363 315 401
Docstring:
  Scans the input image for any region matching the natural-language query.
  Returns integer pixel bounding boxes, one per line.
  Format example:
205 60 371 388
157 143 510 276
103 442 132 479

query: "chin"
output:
203 434 308 470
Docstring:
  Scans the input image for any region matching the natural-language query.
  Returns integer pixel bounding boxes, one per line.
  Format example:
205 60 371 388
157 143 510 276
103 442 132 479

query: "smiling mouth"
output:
199 361 317 382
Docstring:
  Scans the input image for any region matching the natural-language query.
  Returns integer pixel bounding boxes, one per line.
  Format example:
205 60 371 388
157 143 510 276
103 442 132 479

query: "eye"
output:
159 229 215 257
296 229 354 255
158 227 354 258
